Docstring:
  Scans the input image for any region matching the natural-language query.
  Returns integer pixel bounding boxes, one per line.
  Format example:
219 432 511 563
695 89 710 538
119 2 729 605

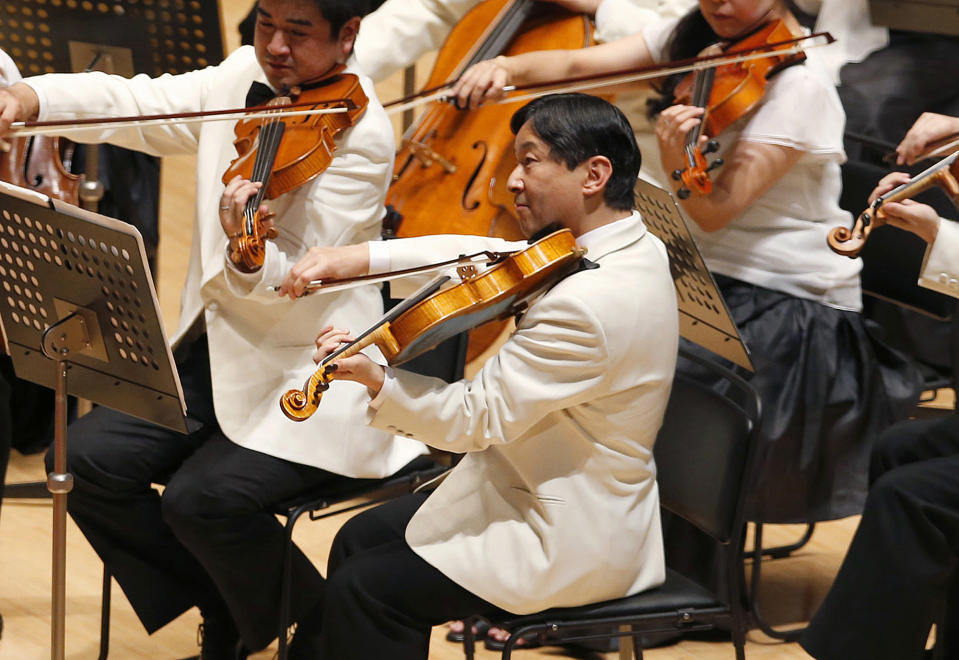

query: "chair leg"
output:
98 568 111 660
632 634 644 660
618 624 633 660
748 522 805 641
755 522 815 559
460 616 476 660
276 506 304 660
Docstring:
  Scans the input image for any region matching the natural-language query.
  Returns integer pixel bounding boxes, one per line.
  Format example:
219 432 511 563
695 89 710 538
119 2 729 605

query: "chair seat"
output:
495 568 722 629
272 455 445 515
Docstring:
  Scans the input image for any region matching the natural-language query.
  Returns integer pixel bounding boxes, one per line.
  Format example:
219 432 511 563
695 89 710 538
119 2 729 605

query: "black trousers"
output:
45 335 357 650
801 414 959 660
317 492 502 659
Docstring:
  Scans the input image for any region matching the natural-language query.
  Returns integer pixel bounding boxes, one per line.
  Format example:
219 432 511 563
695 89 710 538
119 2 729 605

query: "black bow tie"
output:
245 81 275 107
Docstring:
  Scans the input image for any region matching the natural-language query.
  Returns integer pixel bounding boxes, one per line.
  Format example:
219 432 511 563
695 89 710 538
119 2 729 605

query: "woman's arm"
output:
451 30 655 108
655 104 803 231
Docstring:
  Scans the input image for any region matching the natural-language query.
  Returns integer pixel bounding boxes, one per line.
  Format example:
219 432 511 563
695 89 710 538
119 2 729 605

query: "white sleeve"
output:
919 219 959 299
0 50 21 85
354 0 480 82
736 63 846 160
27 66 220 156
594 0 694 44
369 290 610 452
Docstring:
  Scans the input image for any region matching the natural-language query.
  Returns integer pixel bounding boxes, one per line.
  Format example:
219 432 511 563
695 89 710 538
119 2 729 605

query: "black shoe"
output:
288 601 324 660
181 617 250 660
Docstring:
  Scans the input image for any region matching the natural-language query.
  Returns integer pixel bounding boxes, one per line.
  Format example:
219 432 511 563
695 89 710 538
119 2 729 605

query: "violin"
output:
671 20 807 199
220 70 369 271
828 149 959 258
385 0 596 363
279 229 586 421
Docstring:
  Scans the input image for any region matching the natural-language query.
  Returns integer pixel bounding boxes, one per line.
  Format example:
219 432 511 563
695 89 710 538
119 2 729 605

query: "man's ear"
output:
338 16 361 57
582 155 613 198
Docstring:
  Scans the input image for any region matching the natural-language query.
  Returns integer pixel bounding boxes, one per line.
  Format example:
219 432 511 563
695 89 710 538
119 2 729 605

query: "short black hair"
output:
314 0 363 34
510 93 641 211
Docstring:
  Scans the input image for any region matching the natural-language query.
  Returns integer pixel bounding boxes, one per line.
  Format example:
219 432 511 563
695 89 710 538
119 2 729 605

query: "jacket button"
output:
950 278 959 290
206 301 219 313
940 273 949 284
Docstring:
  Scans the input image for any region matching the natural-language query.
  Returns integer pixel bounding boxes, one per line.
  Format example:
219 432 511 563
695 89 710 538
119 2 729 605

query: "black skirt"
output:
679 275 922 523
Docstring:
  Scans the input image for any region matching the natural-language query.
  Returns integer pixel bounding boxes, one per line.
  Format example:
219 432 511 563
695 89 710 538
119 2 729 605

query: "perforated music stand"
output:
0 180 186 660
635 178 753 371
0 0 226 214
0 0 224 78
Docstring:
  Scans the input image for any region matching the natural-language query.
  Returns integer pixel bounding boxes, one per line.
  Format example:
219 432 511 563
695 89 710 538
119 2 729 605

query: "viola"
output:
385 0 596 363
828 149 959 258
0 135 81 205
220 70 369 271
671 20 807 199
279 229 586 421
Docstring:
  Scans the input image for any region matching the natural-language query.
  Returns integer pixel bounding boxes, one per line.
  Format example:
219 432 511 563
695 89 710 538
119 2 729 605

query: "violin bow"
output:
268 249 513 296
383 31 835 116
5 98 358 138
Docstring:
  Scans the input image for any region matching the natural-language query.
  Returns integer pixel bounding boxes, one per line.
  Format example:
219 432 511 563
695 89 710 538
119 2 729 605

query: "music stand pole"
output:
42 313 88 660
0 182 187 659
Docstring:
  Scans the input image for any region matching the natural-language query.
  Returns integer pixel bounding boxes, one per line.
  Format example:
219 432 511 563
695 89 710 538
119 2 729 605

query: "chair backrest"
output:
653 350 761 545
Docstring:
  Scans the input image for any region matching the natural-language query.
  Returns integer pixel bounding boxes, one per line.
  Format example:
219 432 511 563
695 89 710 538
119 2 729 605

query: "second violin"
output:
670 19 807 199
221 71 368 271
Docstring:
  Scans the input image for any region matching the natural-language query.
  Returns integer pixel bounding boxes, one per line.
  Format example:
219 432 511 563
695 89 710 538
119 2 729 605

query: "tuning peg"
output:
706 158 724 172
703 140 720 155
677 187 691 200
671 169 683 181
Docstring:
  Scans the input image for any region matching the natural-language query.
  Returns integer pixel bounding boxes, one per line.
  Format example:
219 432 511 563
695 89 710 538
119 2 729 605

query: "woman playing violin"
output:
0 1 425 657
455 0 920 528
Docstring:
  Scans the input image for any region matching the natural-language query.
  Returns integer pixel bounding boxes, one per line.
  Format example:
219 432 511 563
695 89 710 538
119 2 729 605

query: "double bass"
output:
386 0 599 361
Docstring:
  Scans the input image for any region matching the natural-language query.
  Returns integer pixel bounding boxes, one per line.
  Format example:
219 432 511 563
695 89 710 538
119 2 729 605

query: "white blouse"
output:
642 17 863 311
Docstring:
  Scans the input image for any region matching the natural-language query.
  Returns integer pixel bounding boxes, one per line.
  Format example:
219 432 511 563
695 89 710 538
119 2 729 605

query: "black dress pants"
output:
45 335 357 650
317 492 503 660
801 414 959 660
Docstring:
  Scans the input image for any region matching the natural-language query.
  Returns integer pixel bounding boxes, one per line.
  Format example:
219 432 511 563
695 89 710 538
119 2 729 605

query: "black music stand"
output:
0 0 226 210
0 180 186 660
635 178 753 371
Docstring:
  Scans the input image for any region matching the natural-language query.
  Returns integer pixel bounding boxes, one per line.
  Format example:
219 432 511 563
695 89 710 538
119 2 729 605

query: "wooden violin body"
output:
828 150 959 257
222 72 368 271
386 0 596 361
280 229 586 421
671 20 806 198
0 136 81 205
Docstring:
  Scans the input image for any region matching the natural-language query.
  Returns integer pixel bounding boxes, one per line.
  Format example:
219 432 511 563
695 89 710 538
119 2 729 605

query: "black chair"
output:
96 325 468 660
463 348 762 660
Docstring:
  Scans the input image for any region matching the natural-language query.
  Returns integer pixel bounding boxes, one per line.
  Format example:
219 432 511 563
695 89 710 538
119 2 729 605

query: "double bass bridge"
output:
405 140 457 173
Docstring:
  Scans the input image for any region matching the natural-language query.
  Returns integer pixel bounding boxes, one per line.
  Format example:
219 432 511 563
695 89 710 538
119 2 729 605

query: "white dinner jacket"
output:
370 213 679 614
355 0 696 82
26 48 424 476
920 219 959 300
